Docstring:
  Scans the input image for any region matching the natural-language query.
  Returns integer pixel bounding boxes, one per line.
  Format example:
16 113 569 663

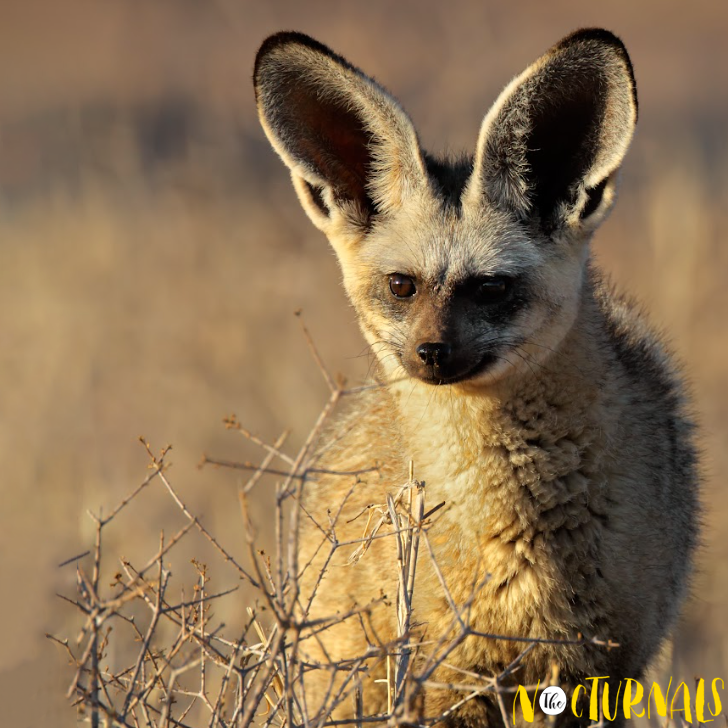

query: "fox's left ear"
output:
465 29 637 236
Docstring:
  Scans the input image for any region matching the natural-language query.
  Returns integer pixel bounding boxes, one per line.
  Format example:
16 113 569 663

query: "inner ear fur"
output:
254 32 427 232
468 28 638 233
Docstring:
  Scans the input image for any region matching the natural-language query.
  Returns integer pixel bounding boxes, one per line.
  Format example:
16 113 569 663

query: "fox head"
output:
254 30 637 387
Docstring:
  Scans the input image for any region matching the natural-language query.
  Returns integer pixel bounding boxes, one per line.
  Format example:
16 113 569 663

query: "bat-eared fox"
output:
254 28 699 727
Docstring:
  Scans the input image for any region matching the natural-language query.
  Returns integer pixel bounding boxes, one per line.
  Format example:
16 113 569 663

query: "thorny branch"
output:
51 317 627 728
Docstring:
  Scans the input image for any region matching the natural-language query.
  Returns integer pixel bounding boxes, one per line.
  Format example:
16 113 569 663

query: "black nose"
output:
416 342 452 367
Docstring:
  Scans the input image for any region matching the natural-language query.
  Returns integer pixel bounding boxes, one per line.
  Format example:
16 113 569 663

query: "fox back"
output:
254 29 699 727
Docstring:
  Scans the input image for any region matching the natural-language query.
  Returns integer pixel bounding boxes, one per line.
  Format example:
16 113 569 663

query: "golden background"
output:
1 1 726 724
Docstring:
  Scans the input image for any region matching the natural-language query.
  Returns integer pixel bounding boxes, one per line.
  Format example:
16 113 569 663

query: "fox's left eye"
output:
476 276 511 303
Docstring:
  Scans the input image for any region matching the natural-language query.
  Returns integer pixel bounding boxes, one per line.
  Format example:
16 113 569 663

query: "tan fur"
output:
254 29 699 727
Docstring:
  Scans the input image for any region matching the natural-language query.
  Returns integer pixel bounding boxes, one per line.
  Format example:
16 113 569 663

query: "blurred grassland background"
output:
1 0 727 724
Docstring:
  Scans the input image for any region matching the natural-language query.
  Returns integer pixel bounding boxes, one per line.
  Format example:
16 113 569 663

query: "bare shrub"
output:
50 328 676 728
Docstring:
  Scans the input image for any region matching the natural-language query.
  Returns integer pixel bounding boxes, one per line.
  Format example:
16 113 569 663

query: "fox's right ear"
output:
254 32 428 243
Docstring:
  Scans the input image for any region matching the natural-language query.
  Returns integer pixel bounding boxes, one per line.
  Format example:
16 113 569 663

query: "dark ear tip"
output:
554 27 638 119
255 32 310 81
556 28 627 53
254 31 341 84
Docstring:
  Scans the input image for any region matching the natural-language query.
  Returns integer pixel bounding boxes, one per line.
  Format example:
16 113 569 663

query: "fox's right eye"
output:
389 274 417 299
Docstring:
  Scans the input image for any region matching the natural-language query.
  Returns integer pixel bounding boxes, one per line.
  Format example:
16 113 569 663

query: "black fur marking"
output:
581 178 607 219
453 275 531 330
424 153 473 213
305 181 330 216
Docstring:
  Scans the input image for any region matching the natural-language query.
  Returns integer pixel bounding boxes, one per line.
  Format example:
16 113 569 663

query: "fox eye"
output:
389 274 417 299
476 276 511 303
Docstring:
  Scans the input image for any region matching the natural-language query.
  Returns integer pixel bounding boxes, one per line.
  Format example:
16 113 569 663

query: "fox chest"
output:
410 434 606 646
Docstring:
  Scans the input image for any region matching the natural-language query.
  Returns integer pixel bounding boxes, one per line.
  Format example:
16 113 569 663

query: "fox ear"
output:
465 29 637 236
254 32 428 240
